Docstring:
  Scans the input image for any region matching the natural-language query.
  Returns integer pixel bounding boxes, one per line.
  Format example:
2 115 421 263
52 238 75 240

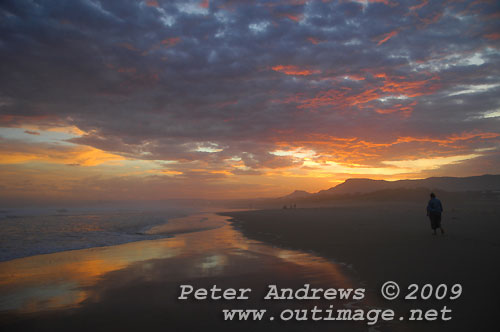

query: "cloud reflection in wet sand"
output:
0 213 353 313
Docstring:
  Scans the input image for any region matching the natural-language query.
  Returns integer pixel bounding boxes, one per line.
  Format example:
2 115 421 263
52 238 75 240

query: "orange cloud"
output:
409 0 428 11
279 13 303 22
1 128 498 200
199 0 209 8
0 114 56 127
159 170 183 175
378 73 440 97
308 37 321 44
281 72 439 110
272 65 320 76
354 131 500 148
345 75 365 81
44 125 86 136
484 33 500 40
375 30 399 46
161 37 180 47
374 101 417 117
145 0 159 7
0 141 125 166
268 130 500 170
420 11 443 26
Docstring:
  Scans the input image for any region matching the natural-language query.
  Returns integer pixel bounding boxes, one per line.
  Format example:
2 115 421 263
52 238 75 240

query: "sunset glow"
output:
1 0 499 202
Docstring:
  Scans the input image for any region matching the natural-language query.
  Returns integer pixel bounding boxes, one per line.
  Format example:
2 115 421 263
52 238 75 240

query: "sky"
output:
0 0 499 203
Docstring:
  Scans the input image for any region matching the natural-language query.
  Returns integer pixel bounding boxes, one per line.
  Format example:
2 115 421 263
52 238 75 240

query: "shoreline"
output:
221 201 500 331
0 210 227 263
0 210 371 332
1 202 499 331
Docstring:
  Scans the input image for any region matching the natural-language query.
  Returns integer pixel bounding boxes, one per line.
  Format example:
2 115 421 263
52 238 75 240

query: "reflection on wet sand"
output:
0 212 353 314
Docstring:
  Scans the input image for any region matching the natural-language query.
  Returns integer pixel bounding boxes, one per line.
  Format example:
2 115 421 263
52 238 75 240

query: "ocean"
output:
0 207 197 262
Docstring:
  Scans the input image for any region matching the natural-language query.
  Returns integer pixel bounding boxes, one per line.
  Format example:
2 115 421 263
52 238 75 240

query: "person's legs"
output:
436 214 444 235
430 215 438 235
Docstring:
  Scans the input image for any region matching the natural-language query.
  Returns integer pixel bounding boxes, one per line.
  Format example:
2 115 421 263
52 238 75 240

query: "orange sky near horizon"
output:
1 124 498 202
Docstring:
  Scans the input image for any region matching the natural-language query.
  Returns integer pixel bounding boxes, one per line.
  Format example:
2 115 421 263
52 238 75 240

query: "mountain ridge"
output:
279 174 500 201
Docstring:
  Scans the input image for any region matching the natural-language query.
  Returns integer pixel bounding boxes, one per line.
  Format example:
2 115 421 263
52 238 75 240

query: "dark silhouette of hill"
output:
282 174 500 199
278 190 312 200
315 174 500 197
222 174 500 209
253 174 500 207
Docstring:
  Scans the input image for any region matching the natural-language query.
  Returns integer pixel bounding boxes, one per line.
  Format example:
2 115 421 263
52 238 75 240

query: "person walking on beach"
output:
426 193 444 235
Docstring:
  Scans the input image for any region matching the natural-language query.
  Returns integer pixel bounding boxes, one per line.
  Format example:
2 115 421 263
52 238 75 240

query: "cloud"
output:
0 0 499 199
0 138 125 166
161 37 181 46
375 30 399 46
484 33 500 40
145 0 159 8
409 0 428 12
271 65 320 76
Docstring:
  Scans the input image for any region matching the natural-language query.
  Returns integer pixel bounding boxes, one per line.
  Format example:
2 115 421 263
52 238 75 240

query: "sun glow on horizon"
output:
1 121 498 200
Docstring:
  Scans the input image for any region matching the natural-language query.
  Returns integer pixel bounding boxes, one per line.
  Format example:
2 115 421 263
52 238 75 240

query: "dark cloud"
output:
1 0 499 174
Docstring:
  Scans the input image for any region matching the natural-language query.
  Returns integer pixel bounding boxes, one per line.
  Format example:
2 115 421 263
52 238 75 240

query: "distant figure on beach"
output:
426 193 444 235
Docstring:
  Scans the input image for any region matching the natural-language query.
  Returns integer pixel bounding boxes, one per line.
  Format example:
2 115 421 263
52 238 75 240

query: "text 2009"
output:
404 284 462 300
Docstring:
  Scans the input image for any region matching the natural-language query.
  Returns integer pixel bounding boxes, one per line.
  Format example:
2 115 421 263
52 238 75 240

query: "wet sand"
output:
2 202 499 332
0 212 370 332
223 200 500 331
